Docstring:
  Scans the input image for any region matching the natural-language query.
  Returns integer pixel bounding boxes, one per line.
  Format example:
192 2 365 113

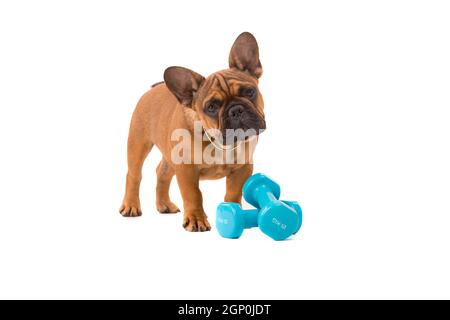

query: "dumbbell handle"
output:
243 209 259 229
251 184 279 208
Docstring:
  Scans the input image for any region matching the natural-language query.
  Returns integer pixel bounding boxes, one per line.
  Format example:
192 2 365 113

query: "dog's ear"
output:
229 32 263 79
164 66 205 106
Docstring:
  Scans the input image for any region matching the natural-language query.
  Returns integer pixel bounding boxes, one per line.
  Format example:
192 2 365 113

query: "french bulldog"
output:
119 32 266 232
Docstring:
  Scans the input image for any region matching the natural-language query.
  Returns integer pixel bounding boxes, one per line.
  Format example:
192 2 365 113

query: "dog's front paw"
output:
119 199 142 217
183 214 211 232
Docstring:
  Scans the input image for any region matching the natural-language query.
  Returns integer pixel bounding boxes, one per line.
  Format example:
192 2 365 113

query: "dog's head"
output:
164 32 266 145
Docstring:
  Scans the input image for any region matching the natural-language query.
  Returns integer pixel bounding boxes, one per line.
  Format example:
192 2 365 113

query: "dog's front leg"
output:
225 164 253 204
175 165 211 232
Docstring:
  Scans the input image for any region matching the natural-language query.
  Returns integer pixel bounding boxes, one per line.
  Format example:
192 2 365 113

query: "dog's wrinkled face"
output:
193 69 265 143
164 32 266 145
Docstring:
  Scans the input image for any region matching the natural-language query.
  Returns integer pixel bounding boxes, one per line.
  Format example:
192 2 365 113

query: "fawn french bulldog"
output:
120 32 266 232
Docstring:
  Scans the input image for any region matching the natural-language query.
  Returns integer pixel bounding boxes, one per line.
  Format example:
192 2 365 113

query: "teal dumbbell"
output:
216 200 302 240
242 173 301 240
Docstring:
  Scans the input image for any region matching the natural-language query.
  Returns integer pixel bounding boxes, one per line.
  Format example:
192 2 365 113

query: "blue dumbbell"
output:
243 173 301 240
216 200 302 240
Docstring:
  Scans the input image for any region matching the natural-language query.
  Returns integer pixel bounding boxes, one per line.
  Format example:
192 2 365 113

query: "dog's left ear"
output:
229 32 263 79
164 66 205 106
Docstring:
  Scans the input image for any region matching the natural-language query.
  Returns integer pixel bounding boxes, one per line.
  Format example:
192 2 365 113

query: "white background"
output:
0 0 449 299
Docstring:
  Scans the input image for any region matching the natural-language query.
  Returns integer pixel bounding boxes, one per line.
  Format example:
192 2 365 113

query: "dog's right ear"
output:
164 66 205 106
229 32 263 79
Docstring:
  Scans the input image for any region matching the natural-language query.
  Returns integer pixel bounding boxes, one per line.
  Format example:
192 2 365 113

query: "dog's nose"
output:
228 104 245 119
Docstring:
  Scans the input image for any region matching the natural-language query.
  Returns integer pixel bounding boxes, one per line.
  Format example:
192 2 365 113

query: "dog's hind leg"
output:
119 122 153 217
155 159 180 213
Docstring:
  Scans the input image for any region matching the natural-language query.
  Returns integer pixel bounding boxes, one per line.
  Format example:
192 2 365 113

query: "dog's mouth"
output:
203 104 266 147
221 122 266 145
220 111 266 145
221 103 265 134
204 120 265 148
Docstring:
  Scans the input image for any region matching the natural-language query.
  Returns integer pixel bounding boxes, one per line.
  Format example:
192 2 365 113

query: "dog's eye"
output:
204 99 222 117
240 87 257 100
